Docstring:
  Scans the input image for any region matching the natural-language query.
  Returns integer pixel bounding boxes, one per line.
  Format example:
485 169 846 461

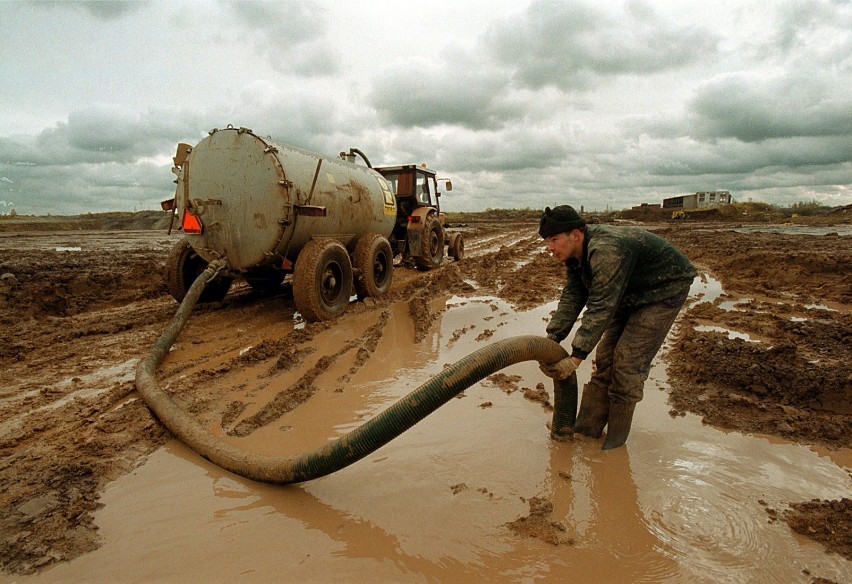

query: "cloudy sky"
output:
1 0 850 216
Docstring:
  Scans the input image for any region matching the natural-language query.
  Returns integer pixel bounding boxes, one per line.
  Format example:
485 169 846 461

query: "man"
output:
538 205 696 450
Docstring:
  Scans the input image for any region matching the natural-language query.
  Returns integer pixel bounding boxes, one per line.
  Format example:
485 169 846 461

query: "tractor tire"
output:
448 232 465 261
165 239 233 304
353 233 393 299
414 216 445 271
293 239 353 321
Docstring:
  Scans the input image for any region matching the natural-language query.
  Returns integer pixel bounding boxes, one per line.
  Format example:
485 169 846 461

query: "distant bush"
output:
445 208 539 223
786 200 831 216
713 202 782 222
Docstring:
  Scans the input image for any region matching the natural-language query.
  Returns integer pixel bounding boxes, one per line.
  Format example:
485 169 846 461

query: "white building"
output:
662 191 732 209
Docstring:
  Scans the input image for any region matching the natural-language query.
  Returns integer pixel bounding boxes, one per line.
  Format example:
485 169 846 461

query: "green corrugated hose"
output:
136 261 578 484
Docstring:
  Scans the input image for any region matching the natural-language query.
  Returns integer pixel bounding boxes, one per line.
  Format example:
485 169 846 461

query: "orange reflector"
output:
408 215 420 223
182 211 203 234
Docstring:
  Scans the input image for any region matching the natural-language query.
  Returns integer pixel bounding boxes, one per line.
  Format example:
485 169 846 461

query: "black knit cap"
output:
538 205 586 238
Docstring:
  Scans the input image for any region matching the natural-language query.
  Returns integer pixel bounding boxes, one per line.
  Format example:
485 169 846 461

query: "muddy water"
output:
17 290 852 583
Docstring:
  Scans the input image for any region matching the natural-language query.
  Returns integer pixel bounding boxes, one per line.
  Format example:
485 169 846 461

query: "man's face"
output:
545 231 579 262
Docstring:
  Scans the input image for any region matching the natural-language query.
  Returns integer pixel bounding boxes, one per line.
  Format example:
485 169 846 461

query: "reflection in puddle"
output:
19 291 852 584
731 225 852 237
689 273 724 305
718 297 752 311
805 303 837 312
694 324 761 343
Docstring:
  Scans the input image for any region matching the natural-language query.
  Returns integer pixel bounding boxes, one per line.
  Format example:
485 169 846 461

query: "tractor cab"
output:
373 164 452 247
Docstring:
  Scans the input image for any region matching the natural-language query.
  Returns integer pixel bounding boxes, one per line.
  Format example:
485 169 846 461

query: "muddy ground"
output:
0 215 850 578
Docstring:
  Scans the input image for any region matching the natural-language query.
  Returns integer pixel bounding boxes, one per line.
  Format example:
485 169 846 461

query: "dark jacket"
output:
546 224 696 359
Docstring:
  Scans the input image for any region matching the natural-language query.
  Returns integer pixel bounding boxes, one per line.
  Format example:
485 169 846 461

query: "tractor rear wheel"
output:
353 233 393 299
415 216 445 271
165 239 233 303
293 239 353 321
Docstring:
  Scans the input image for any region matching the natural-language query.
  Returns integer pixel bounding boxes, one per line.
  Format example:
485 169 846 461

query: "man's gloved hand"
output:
539 356 579 380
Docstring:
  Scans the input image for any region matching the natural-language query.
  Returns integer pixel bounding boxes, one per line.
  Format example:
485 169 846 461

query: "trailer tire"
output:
353 234 393 299
165 239 232 303
293 239 353 321
415 216 445 271
448 232 465 261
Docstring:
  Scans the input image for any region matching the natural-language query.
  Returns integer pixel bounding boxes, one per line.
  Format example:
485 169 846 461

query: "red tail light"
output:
182 211 203 234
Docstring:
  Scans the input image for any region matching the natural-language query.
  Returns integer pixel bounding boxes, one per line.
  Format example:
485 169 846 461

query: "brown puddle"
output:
15 293 852 583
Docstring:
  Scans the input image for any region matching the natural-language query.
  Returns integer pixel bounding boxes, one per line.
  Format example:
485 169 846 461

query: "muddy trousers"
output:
575 287 690 445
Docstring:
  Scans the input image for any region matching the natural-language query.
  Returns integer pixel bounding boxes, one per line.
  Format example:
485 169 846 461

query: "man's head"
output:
538 205 586 239
540 206 586 262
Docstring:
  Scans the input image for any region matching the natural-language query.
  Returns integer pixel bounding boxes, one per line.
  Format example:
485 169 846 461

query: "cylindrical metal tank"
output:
175 126 397 271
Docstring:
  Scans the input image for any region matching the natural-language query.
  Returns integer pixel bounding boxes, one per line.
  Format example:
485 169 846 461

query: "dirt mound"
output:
781 498 852 561
0 211 172 233
669 301 851 448
506 497 574 546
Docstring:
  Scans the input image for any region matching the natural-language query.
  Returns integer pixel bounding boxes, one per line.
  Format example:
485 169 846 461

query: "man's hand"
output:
539 356 580 380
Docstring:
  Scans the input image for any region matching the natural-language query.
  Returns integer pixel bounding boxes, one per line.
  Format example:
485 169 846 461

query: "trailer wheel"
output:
448 232 465 261
293 239 353 321
415 216 445 271
353 234 393 299
165 239 233 303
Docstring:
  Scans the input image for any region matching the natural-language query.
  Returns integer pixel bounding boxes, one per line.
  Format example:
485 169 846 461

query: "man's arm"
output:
569 245 635 357
545 268 587 342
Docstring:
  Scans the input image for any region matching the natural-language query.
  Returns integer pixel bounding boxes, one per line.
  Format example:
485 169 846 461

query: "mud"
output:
0 217 850 580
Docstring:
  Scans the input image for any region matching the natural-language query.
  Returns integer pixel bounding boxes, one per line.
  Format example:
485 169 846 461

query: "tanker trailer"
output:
161 125 461 321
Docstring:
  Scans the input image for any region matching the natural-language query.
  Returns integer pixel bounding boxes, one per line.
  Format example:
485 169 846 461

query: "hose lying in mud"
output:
136 261 578 485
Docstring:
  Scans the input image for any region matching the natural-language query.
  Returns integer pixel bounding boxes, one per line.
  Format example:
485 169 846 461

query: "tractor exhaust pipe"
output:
136 263 577 484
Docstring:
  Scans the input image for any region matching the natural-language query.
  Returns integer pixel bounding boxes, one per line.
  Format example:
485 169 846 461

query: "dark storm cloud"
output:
483 0 717 90
440 126 573 173
690 72 852 142
0 105 203 167
0 159 171 215
768 0 850 57
637 135 852 178
367 0 717 132
685 0 852 146
30 0 148 20
0 104 210 214
367 54 516 130
227 0 340 76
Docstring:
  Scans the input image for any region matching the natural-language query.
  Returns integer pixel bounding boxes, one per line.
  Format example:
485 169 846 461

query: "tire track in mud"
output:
226 310 392 437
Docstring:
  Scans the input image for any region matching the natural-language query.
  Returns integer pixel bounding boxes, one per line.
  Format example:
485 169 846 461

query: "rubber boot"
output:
601 403 636 450
573 383 609 438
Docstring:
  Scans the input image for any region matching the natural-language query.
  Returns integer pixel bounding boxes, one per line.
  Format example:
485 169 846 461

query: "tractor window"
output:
382 174 398 196
416 174 431 205
396 172 414 196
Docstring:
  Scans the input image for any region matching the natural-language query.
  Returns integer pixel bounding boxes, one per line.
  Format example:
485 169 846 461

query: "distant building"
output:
630 203 660 211
662 191 732 209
